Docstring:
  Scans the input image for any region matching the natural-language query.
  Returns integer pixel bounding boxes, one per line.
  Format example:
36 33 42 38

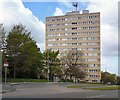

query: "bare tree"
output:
62 50 87 81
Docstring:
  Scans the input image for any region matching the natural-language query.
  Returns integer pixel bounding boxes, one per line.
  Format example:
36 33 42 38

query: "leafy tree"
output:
117 76 120 85
0 24 8 80
6 24 43 78
101 72 117 84
0 24 6 49
43 49 62 81
61 50 87 81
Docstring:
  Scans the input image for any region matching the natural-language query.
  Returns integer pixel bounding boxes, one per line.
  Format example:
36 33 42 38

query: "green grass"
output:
68 84 120 90
68 83 106 88
68 85 81 88
6 78 52 82
88 86 120 90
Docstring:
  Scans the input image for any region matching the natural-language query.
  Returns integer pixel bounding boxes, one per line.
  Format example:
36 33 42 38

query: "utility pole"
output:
47 48 52 81
4 60 9 84
48 50 49 81
72 2 78 11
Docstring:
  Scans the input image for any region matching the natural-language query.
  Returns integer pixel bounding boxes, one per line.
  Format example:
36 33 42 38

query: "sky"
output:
0 0 119 75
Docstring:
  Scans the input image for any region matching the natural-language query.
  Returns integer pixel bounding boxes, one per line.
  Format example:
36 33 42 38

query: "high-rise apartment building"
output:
46 10 101 82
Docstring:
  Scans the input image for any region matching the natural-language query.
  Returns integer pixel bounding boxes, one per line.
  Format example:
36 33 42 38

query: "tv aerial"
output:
72 2 78 11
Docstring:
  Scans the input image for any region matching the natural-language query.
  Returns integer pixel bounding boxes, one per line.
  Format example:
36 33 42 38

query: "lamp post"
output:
47 48 52 81
3 55 9 84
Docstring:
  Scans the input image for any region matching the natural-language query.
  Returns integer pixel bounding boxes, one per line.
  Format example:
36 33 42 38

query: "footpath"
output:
1 83 16 93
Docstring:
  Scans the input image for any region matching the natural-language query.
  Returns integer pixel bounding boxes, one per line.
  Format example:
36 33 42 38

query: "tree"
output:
6 24 43 78
0 24 6 49
117 76 120 85
101 72 117 84
61 50 87 81
0 24 8 80
43 49 62 81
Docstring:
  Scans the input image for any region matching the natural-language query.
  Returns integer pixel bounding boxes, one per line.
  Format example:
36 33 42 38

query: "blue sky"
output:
23 2 90 23
23 1 118 75
23 2 59 23
0 0 118 75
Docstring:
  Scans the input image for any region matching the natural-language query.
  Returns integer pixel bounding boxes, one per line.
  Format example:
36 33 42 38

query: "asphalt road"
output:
2 82 119 98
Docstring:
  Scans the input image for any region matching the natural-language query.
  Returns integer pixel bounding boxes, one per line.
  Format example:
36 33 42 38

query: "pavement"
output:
2 82 119 98
2 83 16 93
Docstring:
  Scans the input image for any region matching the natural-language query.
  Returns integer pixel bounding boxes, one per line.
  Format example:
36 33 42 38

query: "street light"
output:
3 55 9 84
47 48 52 81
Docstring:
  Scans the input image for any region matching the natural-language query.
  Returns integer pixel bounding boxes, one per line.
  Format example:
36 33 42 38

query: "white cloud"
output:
86 0 118 56
85 0 119 74
101 56 118 75
0 0 45 52
53 7 64 16
60 0 118 57
59 0 119 74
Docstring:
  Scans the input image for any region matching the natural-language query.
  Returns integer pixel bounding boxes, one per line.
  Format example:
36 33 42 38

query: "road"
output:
2 82 119 98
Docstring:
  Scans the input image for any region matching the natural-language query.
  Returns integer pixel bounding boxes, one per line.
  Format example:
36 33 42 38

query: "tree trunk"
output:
14 67 16 78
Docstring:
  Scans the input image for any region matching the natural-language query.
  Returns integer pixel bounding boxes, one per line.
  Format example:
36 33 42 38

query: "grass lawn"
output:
68 85 81 88
68 84 120 90
88 86 120 90
6 78 52 82
68 83 106 88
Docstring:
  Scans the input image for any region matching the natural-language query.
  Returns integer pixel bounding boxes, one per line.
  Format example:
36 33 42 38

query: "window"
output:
82 48 87 50
78 48 82 50
78 43 82 45
88 37 97 40
52 19 55 21
82 43 87 45
48 29 55 31
88 48 93 51
88 53 98 56
78 38 82 40
84 53 87 56
57 39 60 41
57 19 60 21
48 44 56 46
48 24 52 27
62 33 65 36
57 44 60 46
72 43 77 45
57 29 60 31
72 22 77 25
78 17 81 19
72 38 77 40
67 43 71 45
83 22 87 24
88 43 98 45
72 48 77 50
72 27 77 30
88 59 97 61
89 26 97 29
48 39 55 41
57 34 60 36
83 27 87 29
62 38 66 41
48 34 56 36
57 24 60 26
83 38 87 40
67 38 72 40
62 44 67 46
90 75 98 78
72 33 77 35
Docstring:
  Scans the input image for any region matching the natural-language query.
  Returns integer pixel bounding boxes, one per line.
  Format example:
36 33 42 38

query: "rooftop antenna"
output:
105 67 107 72
72 2 78 11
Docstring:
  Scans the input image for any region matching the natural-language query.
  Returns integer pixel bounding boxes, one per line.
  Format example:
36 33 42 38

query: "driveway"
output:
2 82 119 98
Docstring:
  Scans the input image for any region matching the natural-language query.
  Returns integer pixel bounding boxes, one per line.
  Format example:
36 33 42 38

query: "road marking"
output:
86 94 107 98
